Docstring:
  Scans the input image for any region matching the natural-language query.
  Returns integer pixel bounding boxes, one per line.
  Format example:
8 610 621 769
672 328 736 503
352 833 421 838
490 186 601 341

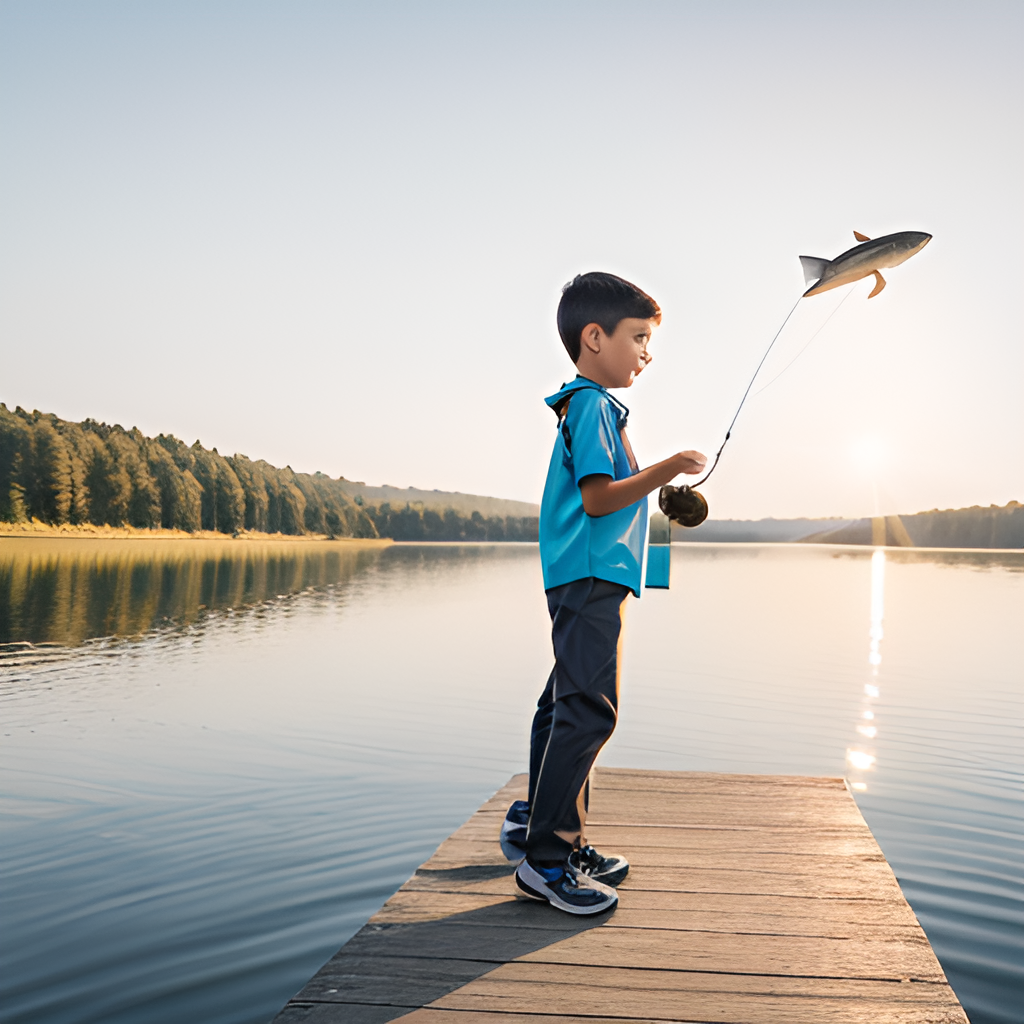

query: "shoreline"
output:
0 521 391 545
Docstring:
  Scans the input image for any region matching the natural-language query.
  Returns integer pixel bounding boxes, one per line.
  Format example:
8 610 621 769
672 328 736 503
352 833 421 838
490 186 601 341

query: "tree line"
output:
0 404 538 542
364 502 538 541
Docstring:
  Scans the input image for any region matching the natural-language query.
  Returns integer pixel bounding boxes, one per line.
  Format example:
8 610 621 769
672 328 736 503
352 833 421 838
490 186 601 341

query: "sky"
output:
1 1 1021 519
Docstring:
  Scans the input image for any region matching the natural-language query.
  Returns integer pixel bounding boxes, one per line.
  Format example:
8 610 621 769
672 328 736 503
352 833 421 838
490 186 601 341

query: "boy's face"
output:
577 317 656 389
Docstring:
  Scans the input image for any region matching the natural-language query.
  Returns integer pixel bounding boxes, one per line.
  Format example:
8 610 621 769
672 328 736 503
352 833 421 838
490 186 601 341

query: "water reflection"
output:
847 548 885 791
0 538 389 646
830 545 1023 572
2 543 1020 1024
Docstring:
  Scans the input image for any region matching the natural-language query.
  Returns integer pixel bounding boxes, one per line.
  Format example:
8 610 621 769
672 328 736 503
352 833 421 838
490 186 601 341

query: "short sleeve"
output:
565 390 619 485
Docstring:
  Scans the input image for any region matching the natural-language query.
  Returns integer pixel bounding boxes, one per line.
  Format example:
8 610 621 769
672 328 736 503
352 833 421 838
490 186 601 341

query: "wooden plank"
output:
453 819 881 852
370 889 924 937
423 844 897 881
327 918 944 983
587 795 871 829
426 962 968 1023
398 1011 961 1024
514 928 946 981
276 1012 665 1024
585 767 848 787
272 769 967 1024
407 863 904 900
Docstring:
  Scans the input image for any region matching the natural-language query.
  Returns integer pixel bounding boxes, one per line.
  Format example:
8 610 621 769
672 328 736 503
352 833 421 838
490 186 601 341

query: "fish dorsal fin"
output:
854 230 871 241
799 255 829 285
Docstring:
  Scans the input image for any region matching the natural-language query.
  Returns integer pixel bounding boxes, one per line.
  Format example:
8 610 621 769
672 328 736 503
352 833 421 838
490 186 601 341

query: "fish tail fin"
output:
799 256 829 285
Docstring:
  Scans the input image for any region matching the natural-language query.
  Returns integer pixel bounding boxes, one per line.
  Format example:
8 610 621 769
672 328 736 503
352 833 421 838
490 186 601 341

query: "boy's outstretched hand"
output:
580 449 707 518
675 451 707 476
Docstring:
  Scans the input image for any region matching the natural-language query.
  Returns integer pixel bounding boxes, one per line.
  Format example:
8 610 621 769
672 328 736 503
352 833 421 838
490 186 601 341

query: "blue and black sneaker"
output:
500 802 630 886
569 844 630 888
515 859 618 915
499 800 530 863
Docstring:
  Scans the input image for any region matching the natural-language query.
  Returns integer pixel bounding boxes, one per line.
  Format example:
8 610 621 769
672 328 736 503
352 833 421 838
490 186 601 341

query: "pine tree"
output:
92 428 159 528
148 443 201 531
26 416 72 523
0 405 32 523
212 450 246 534
190 446 245 534
81 423 132 525
270 466 307 536
227 455 270 532
292 472 328 535
55 422 93 525
422 508 445 539
443 508 464 540
464 510 486 540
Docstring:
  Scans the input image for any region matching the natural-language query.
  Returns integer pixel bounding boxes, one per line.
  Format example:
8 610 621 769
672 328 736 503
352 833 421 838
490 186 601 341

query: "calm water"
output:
1 539 1021 1024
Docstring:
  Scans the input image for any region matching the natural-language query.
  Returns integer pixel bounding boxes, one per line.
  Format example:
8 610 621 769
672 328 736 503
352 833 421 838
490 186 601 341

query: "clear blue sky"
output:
2 1 1021 518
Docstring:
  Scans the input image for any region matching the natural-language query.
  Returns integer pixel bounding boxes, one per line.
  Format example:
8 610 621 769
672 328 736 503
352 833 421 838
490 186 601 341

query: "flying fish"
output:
800 230 932 299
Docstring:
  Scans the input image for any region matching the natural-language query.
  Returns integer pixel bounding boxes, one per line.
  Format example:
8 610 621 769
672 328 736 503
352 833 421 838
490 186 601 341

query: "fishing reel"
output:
659 484 709 528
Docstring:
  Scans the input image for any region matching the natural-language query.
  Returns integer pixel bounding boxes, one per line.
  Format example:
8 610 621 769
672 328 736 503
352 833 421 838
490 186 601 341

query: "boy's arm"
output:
580 451 706 518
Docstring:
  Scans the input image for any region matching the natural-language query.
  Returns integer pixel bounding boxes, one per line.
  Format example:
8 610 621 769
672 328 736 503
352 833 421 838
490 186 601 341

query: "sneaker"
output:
515 859 618 915
569 844 630 887
499 800 529 863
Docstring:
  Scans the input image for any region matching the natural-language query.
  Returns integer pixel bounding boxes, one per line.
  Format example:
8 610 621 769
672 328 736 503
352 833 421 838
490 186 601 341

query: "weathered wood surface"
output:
274 769 967 1023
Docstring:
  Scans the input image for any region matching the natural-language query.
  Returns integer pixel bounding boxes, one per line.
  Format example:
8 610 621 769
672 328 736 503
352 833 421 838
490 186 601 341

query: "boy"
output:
500 272 706 914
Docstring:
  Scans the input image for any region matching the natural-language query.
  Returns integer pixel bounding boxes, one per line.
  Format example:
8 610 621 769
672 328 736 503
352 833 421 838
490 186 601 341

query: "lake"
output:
1 538 1021 1024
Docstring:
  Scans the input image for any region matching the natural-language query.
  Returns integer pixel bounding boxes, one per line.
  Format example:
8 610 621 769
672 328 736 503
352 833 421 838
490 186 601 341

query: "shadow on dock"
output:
278 884 611 1023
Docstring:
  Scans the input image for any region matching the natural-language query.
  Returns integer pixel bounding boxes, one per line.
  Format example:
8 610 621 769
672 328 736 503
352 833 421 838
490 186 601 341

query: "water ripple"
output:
1 544 1020 1024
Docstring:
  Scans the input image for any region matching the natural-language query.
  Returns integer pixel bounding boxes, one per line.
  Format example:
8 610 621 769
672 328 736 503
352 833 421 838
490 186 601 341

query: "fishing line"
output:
751 283 857 398
661 228 931 528
659 294 802 527
691 295 803 488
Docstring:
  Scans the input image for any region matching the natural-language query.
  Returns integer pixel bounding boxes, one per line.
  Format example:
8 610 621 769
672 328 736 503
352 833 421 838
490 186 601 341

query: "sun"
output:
849 435 888 473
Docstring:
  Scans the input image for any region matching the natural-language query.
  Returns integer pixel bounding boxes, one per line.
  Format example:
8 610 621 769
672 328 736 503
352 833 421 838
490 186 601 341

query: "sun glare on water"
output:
847 549 886 792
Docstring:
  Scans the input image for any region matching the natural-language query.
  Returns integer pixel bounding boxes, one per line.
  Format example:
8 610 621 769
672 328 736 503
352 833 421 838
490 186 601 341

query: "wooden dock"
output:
274 768 968 1023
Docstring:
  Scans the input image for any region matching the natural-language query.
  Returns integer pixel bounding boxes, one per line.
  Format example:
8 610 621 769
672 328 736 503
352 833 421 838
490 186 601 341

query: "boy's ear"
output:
579 323 604 355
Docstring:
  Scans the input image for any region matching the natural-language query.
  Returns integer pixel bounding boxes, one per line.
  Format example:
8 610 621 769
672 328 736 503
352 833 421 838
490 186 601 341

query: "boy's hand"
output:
674 451 707 475
579 449 709 517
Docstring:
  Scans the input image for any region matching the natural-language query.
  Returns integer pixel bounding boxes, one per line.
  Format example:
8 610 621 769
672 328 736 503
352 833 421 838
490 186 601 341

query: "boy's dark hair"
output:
557 272 662 363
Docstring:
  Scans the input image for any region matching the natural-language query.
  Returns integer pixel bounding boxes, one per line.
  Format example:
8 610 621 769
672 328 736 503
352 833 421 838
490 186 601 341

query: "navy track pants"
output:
526 576 630 862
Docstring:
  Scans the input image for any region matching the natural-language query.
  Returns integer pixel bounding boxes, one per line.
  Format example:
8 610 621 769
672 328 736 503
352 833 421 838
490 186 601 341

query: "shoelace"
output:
560 872 601 896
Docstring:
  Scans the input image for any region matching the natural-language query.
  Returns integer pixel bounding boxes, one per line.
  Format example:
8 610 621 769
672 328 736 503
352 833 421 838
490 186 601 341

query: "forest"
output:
0 404 538 542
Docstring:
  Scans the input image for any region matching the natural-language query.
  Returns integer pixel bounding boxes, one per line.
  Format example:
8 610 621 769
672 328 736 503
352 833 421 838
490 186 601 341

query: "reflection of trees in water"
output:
0 540 385 645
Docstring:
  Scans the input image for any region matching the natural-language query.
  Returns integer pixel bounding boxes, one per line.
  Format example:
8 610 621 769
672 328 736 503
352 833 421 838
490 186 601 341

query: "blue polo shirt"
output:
539 377 648 597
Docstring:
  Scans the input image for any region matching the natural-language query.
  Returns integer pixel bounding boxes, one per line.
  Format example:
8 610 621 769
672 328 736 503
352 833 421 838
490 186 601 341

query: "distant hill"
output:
672 502 1023 549
336 481 538 519
800 502 1023 549
672 517 854 543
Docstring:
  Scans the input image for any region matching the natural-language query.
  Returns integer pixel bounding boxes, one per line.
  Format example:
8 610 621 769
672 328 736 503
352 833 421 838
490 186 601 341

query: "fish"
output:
800 230 932 299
